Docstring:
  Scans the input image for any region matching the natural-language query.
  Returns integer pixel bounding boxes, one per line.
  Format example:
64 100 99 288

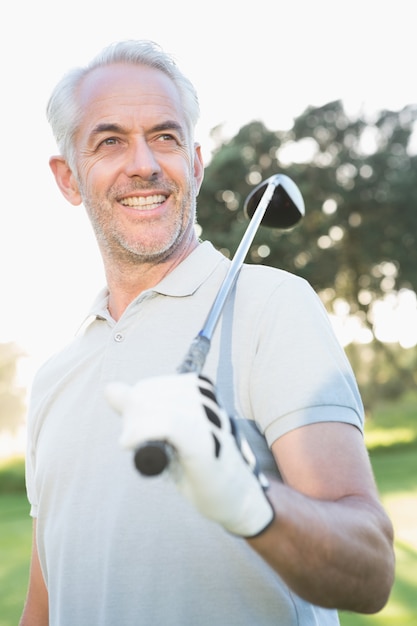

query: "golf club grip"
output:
134 440 176 476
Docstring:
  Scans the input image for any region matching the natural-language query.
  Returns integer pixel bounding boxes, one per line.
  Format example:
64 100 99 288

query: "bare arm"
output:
247 422 395 614
20 519 49 626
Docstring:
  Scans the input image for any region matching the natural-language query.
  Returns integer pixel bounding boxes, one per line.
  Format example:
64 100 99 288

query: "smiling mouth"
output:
119 194 167 210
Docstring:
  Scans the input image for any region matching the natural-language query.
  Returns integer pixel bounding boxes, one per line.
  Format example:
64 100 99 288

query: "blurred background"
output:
1 1 416 624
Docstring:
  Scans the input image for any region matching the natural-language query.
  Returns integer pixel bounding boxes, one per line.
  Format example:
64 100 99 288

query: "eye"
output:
156 133 178 143
101 137 119 146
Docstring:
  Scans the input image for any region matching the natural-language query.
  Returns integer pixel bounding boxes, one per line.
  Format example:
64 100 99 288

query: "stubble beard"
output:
82 181 198 267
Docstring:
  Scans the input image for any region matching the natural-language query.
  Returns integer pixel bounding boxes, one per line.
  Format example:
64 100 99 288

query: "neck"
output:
104 237 199 321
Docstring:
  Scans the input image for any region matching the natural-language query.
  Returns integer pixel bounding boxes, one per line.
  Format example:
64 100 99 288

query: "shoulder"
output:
236 264 321 312
239 263 311 291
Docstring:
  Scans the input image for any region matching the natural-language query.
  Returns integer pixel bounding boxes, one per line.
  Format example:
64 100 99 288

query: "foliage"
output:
0 343 26 435
345 342 417 411
197 103 417 405
198 102 417 325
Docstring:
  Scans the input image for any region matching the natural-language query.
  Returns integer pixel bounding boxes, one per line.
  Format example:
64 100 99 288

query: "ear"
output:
193 143 204 194
49 156 82 206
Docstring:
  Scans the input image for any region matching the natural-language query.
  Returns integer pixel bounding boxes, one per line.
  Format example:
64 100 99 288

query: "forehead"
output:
76 63 186 134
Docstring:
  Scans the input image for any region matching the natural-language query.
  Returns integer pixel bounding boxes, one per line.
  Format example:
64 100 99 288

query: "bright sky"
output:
2 0 416 391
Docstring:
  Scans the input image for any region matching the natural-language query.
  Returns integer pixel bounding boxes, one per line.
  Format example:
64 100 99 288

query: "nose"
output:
124 138 161 180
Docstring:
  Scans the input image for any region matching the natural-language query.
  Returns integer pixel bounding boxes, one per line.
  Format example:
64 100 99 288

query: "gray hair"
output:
46 40 200 170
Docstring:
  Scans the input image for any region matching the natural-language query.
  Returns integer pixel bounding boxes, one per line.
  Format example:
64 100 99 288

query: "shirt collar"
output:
153 241 226 297
85 241 226 323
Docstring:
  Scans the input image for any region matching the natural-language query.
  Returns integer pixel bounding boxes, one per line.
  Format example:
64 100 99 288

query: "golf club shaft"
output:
134 178 280 476
177 177 279 375
196 177 278 343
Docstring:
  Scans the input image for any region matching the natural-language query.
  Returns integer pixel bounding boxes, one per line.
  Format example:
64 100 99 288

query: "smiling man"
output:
50 61 204 319
20 40 394 626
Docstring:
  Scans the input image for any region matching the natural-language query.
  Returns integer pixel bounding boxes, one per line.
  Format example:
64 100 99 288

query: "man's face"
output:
70 63 203 265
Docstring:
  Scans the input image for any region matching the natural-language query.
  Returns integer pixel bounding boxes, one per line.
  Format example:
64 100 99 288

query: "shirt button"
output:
114 332 124 342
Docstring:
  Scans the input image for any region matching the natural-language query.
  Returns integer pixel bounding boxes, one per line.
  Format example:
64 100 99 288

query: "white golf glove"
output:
105 373 274 538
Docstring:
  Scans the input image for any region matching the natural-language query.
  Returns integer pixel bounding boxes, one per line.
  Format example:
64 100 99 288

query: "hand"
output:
105 373 274 538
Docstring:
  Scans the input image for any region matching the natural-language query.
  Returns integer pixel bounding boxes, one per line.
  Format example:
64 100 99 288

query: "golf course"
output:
1 392 416 626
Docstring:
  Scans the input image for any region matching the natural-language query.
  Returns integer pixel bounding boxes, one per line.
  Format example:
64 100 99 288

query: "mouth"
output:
119 194 167 210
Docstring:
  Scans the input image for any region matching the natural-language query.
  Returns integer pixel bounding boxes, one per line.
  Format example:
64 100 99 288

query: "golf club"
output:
134 174 305 476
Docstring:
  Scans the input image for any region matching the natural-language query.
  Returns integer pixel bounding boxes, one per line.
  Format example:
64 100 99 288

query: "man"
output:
20 40 394 625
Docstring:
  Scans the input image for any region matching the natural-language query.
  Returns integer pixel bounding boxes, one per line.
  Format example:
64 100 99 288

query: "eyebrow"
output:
90 120 186 140
91 123 125 136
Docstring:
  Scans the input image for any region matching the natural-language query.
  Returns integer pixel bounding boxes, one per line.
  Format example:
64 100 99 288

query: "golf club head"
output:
244 174 305 229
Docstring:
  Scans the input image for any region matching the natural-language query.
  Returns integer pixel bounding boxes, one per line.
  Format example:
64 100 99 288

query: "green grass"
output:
0 487 31 626
364 391 417 452
339 446 417 626
1 393 417 626
339 392 417 626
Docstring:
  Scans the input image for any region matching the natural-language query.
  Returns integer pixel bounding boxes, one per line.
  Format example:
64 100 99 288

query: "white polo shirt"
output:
26 241 362 625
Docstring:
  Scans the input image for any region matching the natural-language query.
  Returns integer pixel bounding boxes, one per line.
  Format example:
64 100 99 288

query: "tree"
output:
197 102 417 336
196 103 417 406
0 342 26 435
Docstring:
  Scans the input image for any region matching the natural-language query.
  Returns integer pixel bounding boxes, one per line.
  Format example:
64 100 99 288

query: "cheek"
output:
77 161 111 198
163 148 194 177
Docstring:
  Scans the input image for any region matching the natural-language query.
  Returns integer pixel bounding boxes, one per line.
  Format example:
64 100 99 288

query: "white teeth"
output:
120 194 166 208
